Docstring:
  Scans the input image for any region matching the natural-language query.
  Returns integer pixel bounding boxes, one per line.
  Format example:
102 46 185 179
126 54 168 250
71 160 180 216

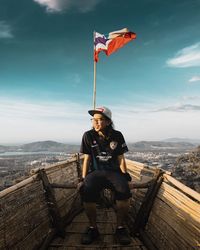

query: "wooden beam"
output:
75 153 82 179
39 228 57 250
50 179 154 190
163 174 200 202
38 169 65 238
139 229 157 250
51 183 76 189
0 174 38 198
131 169 164 234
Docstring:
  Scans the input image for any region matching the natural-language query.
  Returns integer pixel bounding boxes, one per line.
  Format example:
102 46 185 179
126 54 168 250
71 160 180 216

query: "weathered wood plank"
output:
49 207 146 250
158 182 200 222
0 180 50 249
39 169 65 237
146 197 199 249
0 174 39 198
164 174 200 202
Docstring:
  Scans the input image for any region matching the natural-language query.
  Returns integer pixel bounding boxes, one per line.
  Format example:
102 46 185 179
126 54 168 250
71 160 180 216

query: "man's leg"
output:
83 202 97 227
116 199 130 227
81 171 103 244
81 202 99 244
114 199 131 245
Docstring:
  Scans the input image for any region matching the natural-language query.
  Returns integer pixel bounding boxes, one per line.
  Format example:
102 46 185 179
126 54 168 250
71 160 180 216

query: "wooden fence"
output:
0 156 199 250
0 156 81 250
144 173 200 249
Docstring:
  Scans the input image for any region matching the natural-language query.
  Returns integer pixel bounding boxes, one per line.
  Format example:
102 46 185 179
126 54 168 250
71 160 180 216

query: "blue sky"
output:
0 0 200 144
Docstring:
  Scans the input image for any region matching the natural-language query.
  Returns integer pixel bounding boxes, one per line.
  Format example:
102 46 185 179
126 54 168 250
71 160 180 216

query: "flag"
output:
94 28 136 62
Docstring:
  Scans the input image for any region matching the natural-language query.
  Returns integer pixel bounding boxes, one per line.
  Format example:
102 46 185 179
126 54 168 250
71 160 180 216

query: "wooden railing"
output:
144 173 200 249
0 155 82 250
0 156 199 250
126 159 200 250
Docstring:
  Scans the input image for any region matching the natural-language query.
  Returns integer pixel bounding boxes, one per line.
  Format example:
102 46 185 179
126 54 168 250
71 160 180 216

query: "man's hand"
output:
77 178 84 191
123 172 132 182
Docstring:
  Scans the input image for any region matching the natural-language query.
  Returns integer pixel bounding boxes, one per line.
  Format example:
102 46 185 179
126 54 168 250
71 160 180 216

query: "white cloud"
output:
152 104 200 112
0 99 87 120
181 95 200 101
1 98 200 144
112 104 200 142
166 42 200 68
189 76 200 83
0 21 13 39
0 98 90 144
33 0 63 12
33 0 101 13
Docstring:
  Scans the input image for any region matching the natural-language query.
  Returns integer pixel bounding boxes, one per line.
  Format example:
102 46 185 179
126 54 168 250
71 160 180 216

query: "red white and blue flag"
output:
94 28 136 62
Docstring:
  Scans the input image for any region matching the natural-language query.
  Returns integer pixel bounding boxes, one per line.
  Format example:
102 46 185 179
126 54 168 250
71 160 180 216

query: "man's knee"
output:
116 199 130 208
81 182 100 202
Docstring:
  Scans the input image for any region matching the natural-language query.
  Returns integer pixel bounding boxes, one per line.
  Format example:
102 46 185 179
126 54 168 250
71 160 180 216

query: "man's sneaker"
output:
81 227 99 244
115 227 131 245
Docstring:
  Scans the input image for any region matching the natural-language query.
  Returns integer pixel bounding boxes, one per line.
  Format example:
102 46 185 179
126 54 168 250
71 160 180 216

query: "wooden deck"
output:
48 206 147 250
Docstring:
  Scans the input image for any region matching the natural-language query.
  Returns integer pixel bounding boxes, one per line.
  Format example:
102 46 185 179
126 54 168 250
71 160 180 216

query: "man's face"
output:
92 113 110 132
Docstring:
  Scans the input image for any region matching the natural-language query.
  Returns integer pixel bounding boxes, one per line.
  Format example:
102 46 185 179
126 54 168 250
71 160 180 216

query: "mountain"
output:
1 139 199 154
162 138 200 144
0 141 80 154
20 141 77 152
173 146 200 192
128 140 196 152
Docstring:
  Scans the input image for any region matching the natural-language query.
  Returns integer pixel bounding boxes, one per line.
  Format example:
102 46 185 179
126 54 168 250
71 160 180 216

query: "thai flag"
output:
94 28 136 62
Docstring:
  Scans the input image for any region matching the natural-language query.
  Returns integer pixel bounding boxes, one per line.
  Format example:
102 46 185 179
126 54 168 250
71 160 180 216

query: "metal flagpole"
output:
93 60 97 109
93 31 97 109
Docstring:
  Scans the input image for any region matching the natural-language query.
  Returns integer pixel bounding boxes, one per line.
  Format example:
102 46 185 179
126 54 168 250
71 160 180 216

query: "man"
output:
79 106 132 245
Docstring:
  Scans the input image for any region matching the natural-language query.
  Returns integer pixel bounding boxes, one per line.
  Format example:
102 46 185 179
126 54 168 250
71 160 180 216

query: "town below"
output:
0 140 199 192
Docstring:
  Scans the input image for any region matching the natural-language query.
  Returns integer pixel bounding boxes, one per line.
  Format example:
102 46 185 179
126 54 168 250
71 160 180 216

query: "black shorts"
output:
81 170 132 202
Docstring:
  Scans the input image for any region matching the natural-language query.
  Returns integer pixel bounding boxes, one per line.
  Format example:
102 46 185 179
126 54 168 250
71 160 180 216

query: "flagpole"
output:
93 31 97 109
93 60 97 109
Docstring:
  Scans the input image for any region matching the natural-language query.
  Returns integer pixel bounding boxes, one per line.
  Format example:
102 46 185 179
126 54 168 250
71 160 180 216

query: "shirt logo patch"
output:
110 141 118 150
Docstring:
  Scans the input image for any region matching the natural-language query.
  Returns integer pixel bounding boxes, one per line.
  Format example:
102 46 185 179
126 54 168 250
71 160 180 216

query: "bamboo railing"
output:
143 173 200 249
0 156 82 250
0 156 199 250
126 159 200 250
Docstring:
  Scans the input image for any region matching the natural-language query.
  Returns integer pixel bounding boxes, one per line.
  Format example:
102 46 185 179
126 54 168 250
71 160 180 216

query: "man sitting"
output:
79 106 132 245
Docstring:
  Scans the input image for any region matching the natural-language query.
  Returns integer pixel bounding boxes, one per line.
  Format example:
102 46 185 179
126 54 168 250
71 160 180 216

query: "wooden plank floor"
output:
49 206 147 250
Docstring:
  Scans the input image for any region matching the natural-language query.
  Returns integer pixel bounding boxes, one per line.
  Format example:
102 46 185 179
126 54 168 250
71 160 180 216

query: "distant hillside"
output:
1 139 199 154
162 138 200 144
128 140 196 152
20 141 77 152
0 145 18 153
173 146 200 192
0 141 80 154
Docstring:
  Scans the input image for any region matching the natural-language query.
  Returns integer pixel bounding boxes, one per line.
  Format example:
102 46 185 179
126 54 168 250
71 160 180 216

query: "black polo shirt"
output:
80 128 128 171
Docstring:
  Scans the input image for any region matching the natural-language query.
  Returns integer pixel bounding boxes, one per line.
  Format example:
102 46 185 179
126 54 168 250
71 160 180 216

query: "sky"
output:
0 0 200 145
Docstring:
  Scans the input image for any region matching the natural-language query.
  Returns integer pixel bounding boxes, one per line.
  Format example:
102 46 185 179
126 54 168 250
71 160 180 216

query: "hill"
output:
162 138 200 144
0 141 80 154
1 139 199 154
128 140 196 152
172 146 200 192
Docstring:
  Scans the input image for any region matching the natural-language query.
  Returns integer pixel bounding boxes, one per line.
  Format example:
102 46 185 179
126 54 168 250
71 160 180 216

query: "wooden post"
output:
130 169 164 235
75 153 82 180
38 169 65 238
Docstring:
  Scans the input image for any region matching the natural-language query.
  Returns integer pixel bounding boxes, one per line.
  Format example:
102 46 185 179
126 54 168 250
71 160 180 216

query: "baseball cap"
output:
88 106 112 120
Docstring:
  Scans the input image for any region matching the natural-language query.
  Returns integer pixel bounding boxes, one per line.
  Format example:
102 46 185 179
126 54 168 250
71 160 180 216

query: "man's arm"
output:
82 154 91 179
118 154 128 173
118 154 132 182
